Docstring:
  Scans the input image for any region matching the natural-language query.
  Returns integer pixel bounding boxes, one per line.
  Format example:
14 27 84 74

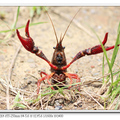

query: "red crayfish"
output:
16 10 119 94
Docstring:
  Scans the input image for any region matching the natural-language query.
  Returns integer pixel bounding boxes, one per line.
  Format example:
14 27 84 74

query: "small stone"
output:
93 73 99 76
97 25 102 29
98 79 102 82
19 56 25 62
24 77 27 80
91 65 95 68
97 58 102 62
75 69 79 73
74 101 82 107
12 73 16 76
58 99 64 104
55 106 62 110
55 100 60 106
79 104 82 107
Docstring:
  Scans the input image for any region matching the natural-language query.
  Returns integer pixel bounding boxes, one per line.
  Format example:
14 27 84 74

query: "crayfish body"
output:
16 10 120 94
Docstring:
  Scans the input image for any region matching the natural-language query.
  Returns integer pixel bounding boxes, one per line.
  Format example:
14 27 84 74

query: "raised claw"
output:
61 32 120 70
102 32 108 45
16 20 58 70
90 32 109 54
25 20 30 37
91 32 120 54
16 20 34 52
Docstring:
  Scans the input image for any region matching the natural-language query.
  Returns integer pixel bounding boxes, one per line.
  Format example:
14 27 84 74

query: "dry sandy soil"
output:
0 6 120 110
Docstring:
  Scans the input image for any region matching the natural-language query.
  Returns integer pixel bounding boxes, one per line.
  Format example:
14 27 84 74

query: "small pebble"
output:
97 58 102 62
12 73 16 76
58 99 64 104
24 77 27 80
55 106 62 110
19 55 26 62
20 58 25 63
75 69 79 73
79 104 82 107
98 79 102 81
93 73 99 76
91 65 95 68
55 100 60 106
97 25 102 29
74 101 82 107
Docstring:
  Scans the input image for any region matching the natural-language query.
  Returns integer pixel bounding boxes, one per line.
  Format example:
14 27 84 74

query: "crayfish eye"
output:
53 47 65 49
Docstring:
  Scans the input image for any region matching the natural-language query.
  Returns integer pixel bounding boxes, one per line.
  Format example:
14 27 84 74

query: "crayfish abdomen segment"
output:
51 72 66 90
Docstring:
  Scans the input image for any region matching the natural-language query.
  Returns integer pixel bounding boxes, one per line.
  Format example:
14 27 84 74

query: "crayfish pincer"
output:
16 10 120 94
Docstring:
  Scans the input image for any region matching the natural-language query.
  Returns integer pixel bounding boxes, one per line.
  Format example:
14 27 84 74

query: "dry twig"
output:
8 45 22 81
6 45 22 109
83 89 104 109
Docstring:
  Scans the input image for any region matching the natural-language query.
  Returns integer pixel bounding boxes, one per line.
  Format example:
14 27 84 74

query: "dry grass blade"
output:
8 45 22 81
40 84 43 110
107 96 119 110
6 75 9 110
83 89 104 109
20 101 32 110
0 78 17 95
6 45 22 109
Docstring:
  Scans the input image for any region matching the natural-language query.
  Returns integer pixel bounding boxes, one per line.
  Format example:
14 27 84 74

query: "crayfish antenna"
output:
47 12 58 44
59 33 63 44
61 8 81 42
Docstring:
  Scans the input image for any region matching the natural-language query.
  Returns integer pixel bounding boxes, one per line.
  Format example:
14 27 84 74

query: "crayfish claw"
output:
102 32 108 45
25 19 30 37
16 21 34 52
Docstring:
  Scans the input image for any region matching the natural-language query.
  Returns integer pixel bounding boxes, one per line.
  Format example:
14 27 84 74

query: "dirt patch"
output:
0 6 120 110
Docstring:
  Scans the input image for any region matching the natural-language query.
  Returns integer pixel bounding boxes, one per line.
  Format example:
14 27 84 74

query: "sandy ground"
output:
0 6 120 110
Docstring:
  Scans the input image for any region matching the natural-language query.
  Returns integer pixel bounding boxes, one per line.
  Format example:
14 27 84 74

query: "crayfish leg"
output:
37 72 55 94
64 72 81 91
